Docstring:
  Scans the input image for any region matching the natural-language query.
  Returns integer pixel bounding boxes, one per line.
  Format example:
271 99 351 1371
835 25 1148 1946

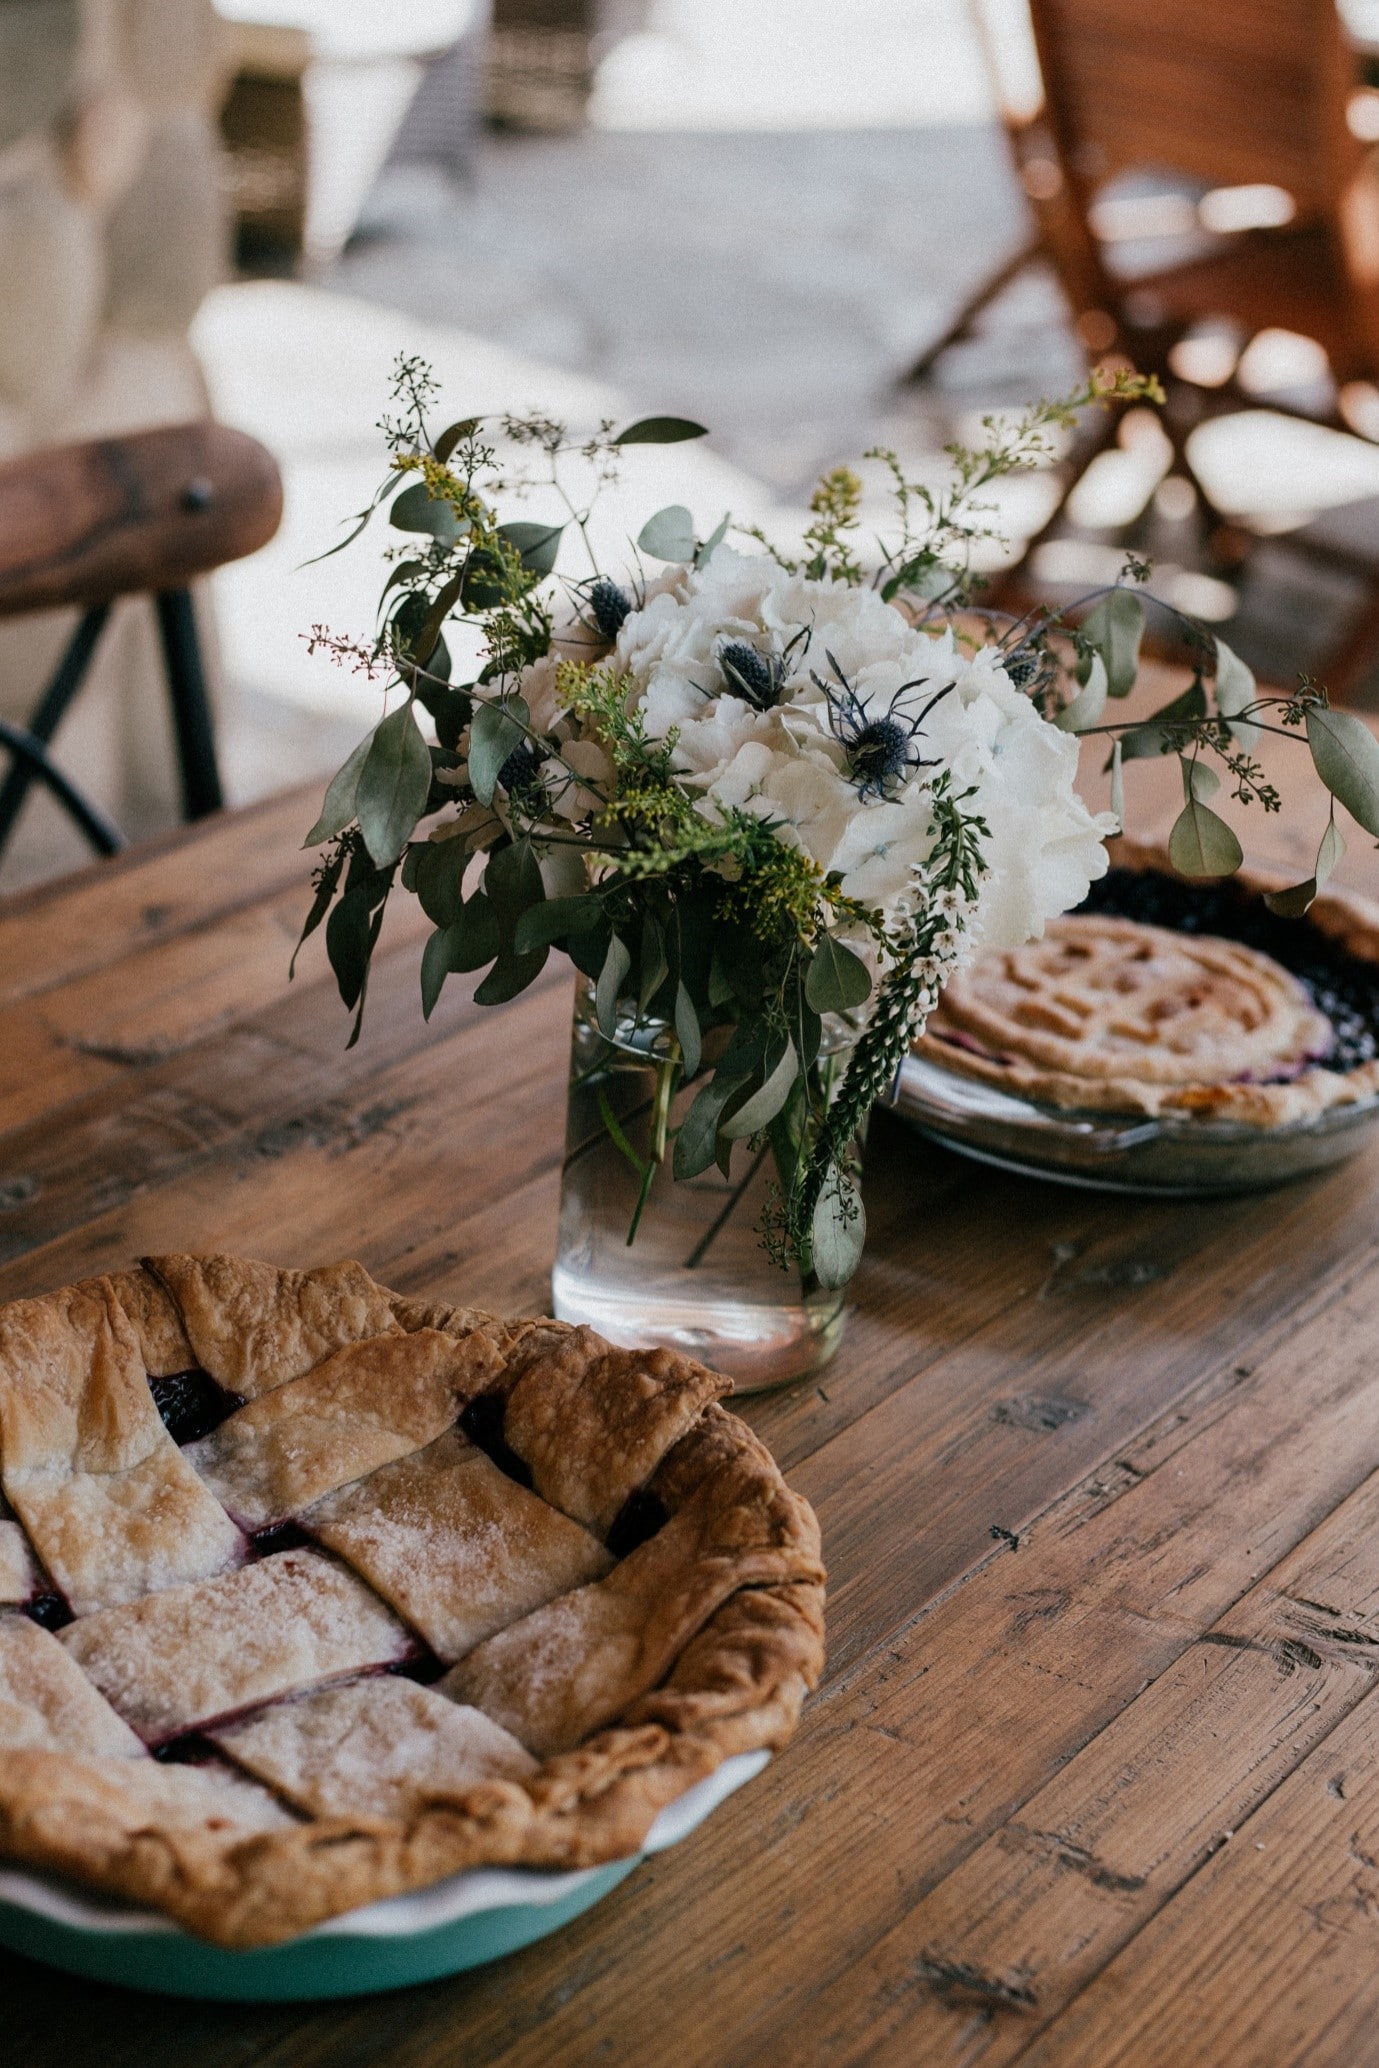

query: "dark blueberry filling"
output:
249 1520 311 1558
1078 868 1379 1073
459 1392 534 1489
605 1488 669 1559
153 1733 220 1765
150 1369 244 1446
25 1592 73 1632
392 1648 448 1686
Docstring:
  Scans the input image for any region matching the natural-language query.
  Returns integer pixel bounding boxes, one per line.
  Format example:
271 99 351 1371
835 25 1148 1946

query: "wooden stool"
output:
0 421 282 863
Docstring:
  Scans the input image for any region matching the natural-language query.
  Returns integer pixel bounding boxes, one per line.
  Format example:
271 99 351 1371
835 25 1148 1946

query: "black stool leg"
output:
155 587 223 820
0 602 111 852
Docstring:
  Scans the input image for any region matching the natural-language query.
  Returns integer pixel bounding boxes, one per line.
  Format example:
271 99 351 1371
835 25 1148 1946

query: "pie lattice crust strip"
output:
915 837 1379 1126
0 1256 824 1948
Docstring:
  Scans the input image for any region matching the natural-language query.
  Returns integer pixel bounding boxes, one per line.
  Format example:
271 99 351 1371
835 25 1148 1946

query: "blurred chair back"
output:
1028 0 1360 215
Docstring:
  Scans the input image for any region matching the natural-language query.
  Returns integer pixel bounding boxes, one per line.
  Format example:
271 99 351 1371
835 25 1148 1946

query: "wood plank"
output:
1015 1697 1379 2066
380 1252 1379 2068
0 880 338 1136
0 784 317 1008
747 1470 1379 2066
0 930 562 1264
0 973 572 1313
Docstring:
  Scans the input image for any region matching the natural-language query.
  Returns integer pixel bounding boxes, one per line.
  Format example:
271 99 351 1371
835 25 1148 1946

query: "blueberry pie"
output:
0 1256 824 1947
915 839 1379 1126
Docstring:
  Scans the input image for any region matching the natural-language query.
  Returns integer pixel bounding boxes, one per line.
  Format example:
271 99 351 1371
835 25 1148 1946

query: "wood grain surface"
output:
6 694 1379 2065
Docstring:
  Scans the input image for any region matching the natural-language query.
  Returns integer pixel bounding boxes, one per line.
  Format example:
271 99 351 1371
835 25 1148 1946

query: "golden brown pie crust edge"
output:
914 836 1379 1125
0 1268 825 1950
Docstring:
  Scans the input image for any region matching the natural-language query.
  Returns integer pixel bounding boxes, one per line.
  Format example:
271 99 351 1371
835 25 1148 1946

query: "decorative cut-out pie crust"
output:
0 1255 825 1949
916 838 1379 1126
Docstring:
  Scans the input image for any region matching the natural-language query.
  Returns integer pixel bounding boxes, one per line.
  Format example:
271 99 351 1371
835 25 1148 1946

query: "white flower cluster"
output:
596 547 1115 949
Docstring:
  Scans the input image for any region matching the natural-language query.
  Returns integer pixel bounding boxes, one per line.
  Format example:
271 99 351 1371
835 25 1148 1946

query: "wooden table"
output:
9 770 1379 2066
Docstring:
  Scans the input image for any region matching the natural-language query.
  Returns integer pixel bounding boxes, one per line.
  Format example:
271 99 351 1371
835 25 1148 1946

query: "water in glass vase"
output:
552 979 854 1392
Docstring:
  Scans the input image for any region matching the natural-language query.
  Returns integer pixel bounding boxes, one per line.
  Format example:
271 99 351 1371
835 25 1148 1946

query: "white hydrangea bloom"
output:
610 549 1115 945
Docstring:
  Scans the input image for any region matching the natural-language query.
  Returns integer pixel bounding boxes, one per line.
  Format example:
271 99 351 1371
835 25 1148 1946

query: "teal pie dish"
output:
0 1749 767 2000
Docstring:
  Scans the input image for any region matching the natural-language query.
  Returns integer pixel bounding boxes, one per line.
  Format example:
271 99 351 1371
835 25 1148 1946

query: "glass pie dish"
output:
890 1049 1379 1195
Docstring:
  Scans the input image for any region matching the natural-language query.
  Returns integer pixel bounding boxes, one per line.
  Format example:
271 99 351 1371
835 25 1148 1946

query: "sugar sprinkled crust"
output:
0 1515 39 1604
143 1254 402 1398
59 1548 415 1744
442 1407 823 1756
0 1254 825 1948
0 1275 245 1615
501 1328 730 1537
214 1676 537 1820
305 1428 613 1663
184 1327 504 1529
0 1616 146 1756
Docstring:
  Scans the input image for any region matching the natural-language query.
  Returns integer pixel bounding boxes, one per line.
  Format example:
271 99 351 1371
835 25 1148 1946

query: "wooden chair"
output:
911 0 1379 687
0 421 282 865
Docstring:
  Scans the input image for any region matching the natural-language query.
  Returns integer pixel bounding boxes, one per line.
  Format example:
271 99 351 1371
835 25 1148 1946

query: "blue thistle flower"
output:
497 739 547 795
588 578 633 641
813 649 953 801
719 640 778 709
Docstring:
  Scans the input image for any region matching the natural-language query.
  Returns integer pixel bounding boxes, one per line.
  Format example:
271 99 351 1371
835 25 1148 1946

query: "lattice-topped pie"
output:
0 1256 824 1948
916 839 1379 1127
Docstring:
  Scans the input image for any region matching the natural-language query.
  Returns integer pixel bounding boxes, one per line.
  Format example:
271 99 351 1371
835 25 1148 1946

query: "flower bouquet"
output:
300 360 1379 1385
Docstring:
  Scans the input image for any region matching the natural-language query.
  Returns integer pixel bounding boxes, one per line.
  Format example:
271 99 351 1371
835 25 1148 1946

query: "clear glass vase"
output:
551 977 858 1392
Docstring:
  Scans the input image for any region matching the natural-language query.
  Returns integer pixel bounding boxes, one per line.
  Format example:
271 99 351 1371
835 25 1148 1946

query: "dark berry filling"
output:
605 1488 669 1559
249 1521 311 1558
25 1592 73 1632
149 1370 244 1446
459 1392 534 1488
1078 869 1379 1074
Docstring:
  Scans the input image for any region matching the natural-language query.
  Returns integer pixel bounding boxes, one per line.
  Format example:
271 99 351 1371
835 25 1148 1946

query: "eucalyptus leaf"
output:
596 933 632 1037
420 926 455 1018
1263 816 1346 918
434 417 479 462
484 837 544 932
722 1037 798 1138
805 934 873 1012
637 505 696 563
325 886 374 1010
514 895 603 953
639 913 669 1014
1306 707 1379 837
303 729 373 847
389 482 462 544
1318 815 1346 885
613 416 708 445
356 701 433 866
448 890 501 971
1214 638 1261 748
498 520 564 577
811 1163 866 1290
1054 652 1108 734
1079 588 1144 698
469 697 529 806
674 980 702 1077
674 1074 738 1180
1109 739 1125 833
412 836 467 928
1117 680 1208 761
291 842 346 977
695 513 731 567
1168 795 1243 877
1180 756 1221 804
475 946 547 1006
